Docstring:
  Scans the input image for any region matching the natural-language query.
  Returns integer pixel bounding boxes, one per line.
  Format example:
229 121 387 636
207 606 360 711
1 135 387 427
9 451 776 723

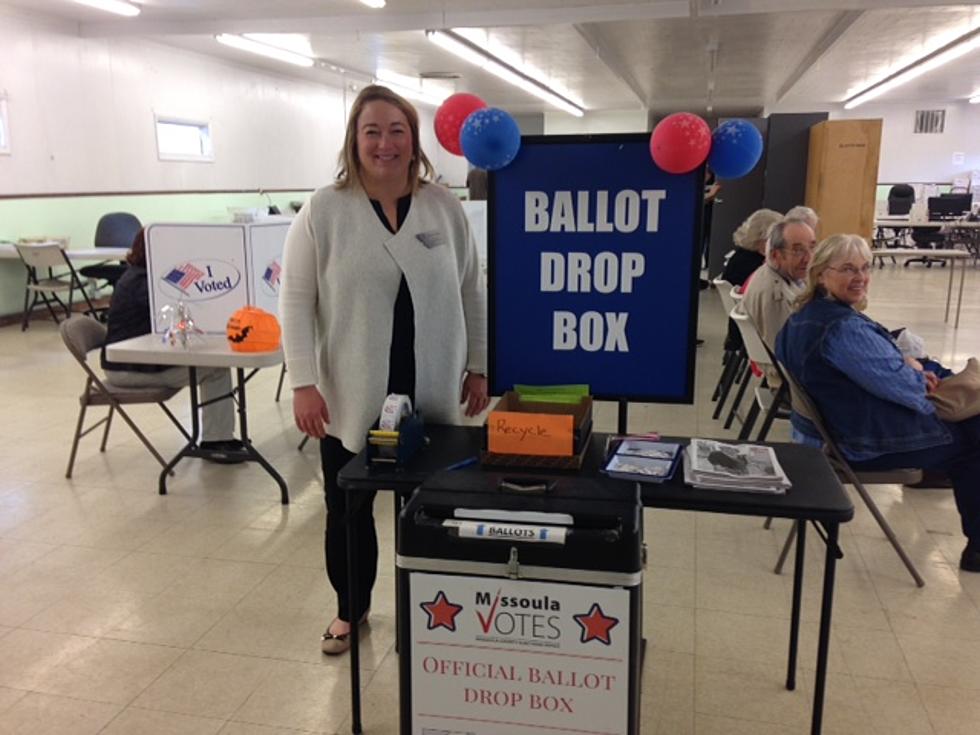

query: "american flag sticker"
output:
262 260 281 288
162 262 205 292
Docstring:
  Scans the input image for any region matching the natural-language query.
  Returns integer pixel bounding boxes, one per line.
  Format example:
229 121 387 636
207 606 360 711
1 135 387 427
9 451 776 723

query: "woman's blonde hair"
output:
733 208 783 252
336 84 435 192
795 233 873 311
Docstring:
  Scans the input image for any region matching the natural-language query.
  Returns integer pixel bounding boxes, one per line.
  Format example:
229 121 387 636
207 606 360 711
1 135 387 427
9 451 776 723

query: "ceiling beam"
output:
573 23 648 107
774 10 863 103
700 0 967 13
78 2 690 38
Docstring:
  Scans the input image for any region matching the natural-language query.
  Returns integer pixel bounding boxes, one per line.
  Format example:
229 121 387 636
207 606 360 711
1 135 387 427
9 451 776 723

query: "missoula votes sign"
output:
489 134 702 402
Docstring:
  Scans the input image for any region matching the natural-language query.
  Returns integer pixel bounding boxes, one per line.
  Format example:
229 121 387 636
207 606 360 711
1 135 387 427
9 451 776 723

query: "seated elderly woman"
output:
776 234 980 572
721 208 783 351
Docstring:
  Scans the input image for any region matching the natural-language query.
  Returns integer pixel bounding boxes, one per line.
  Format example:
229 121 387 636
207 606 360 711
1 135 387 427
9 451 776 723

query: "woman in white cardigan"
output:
280 85 489 655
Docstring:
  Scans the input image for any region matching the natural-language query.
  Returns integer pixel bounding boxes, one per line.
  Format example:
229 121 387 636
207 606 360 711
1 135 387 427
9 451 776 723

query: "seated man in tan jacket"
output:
740 217 816 383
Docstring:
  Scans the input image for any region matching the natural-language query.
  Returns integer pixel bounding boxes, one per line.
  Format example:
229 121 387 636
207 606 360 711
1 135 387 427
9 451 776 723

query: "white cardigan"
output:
280 182 487 452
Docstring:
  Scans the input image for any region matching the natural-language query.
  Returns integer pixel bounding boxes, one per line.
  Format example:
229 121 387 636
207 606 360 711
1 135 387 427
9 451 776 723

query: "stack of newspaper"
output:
682 438 791 494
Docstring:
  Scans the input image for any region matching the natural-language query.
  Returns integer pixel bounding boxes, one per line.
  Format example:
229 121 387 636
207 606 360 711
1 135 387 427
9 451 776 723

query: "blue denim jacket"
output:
775 297 951 460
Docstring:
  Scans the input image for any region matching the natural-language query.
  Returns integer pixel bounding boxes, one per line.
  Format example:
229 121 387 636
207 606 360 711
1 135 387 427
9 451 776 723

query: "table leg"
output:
945 256 954 322
786 519 806 691
158 366 201 495
234 368 289 504
347 485 363 734
955 257 966 329
811 522 839 735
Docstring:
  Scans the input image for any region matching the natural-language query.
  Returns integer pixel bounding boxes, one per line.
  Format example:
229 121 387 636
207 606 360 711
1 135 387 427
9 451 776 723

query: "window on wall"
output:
154 115 213 162
0 97 10 155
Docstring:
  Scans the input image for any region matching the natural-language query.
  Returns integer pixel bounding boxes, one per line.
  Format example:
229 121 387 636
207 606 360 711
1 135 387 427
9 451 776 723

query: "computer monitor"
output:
927 194 972 220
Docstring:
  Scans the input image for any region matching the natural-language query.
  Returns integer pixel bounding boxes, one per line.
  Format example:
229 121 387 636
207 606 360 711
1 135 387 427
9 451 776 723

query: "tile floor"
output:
0 259 979 734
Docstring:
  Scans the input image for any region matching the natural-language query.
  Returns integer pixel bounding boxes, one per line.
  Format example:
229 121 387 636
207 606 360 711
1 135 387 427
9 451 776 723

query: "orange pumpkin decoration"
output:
226 306 281 352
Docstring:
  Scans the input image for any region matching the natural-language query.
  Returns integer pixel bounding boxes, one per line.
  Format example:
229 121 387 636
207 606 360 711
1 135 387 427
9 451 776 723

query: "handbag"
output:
928 357 980 422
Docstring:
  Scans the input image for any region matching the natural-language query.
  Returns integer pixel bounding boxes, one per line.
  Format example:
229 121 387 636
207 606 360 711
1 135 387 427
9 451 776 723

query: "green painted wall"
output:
0 190 311 318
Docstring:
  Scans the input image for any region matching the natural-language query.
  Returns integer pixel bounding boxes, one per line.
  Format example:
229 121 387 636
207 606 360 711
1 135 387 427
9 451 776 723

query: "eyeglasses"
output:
827 264 872 277
788 245 815 256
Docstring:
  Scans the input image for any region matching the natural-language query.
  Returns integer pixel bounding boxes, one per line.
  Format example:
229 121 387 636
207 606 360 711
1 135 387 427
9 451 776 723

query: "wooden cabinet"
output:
805 119 882 241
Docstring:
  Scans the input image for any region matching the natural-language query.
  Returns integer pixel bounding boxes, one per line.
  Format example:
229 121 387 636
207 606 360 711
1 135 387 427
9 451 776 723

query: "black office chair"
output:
905 196 967 268
887 184 915 215
79 212 142 289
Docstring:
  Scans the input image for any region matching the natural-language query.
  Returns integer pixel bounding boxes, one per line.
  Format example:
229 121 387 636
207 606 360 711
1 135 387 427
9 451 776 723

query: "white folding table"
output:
105 334 288 503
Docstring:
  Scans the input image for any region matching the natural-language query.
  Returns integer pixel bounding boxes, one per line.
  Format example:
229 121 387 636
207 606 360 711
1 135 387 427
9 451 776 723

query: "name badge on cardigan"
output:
416 231 446 249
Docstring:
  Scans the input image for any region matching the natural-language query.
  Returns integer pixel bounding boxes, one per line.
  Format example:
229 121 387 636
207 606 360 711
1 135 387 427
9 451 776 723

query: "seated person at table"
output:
776 234 980 572
721 208 783 351
740 217 816 383
785 205 819 233
101 228 243 461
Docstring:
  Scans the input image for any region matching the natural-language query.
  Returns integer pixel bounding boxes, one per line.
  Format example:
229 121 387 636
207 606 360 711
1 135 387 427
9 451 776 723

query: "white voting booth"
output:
146 219 290 334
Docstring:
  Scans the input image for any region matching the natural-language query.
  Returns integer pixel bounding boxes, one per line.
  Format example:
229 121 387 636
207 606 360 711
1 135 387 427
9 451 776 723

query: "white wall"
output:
0 8 468 195
770 97 980 185
543 109 649 135
832 100 980 185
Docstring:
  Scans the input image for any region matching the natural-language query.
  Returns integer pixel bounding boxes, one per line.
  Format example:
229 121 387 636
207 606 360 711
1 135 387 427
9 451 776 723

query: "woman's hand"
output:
924 371 940 394
293 385 330 438
905 356 924 372
461 372 490 417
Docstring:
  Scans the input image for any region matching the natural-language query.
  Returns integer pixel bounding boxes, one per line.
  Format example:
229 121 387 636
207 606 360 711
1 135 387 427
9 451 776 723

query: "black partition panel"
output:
763 112 828 214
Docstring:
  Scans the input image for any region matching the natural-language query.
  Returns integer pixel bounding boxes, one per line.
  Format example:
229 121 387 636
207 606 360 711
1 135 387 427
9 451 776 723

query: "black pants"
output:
852 414 980 549
320 435 375 622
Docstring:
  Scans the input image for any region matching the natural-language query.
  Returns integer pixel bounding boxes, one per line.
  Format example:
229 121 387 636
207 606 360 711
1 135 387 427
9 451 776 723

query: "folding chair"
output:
771 361 925 587
710 279 748 419
61 316 191 479
730 309 789 441
15 241 96 331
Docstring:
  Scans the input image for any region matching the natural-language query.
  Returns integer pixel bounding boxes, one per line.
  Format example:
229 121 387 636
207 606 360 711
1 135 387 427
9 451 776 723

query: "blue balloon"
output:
709 120 764 179
459 108 521 171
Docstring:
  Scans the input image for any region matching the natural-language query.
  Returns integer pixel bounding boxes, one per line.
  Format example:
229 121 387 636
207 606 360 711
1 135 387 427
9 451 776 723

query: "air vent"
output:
914 109 945 134
419 71 462 79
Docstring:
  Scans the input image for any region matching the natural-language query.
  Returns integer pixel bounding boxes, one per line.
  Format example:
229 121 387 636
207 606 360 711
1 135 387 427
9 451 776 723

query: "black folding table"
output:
337 425 853 735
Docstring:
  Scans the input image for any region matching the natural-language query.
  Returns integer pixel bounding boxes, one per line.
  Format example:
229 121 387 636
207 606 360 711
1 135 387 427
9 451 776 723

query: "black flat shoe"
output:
960 546 980 573
200 439 247 465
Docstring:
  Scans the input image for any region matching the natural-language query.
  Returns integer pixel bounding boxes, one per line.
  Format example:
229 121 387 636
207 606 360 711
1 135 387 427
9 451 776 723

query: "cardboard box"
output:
483 391 592 466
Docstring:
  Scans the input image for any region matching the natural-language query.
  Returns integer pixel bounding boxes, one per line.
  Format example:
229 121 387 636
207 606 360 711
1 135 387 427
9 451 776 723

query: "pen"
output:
444 456 478 471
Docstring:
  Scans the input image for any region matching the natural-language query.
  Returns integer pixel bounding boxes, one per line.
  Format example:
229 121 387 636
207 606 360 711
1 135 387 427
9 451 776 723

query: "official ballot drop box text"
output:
396 469 643 735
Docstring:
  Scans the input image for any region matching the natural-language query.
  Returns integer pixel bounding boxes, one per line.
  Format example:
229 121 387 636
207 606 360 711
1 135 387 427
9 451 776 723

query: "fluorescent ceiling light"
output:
243 34 314 59
970 94 980 104
374 69 449 107
359 0 386 8
215 34 315 68
72 0 140 16
425 29 584 117
844 26 980 109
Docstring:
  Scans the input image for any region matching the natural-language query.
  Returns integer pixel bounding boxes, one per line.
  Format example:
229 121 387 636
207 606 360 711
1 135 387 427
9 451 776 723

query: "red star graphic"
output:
573 603 619 645
420 591 464 632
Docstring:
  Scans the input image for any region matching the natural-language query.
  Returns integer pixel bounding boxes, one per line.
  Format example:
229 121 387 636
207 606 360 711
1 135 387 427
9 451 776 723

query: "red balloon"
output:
435 93 487 155
649 112 712 174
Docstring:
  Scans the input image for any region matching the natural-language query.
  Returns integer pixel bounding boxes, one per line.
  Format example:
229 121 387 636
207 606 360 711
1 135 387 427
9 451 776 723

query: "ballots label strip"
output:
444 519 568 544
410 572 630 735
489 134 702 403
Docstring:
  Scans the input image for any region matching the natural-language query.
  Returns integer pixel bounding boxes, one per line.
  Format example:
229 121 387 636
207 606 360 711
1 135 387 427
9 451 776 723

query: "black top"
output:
369 194 416 401
337 426 854 524
101 265 166 373
721 247 766 350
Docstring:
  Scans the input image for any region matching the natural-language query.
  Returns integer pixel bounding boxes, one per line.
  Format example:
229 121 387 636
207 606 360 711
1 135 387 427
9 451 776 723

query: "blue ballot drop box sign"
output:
489 134 702 403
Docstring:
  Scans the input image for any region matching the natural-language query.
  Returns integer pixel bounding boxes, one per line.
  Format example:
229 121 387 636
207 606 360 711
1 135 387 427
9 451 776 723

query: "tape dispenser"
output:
365 394 425 469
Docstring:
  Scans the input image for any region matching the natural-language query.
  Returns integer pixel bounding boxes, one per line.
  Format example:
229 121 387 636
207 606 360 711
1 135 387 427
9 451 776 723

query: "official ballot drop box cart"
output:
396 469 644 735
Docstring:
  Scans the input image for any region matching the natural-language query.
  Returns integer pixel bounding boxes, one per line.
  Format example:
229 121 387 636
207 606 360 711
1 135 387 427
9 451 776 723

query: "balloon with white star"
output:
459 107 522 171
649 112 712 174
709 120 764 179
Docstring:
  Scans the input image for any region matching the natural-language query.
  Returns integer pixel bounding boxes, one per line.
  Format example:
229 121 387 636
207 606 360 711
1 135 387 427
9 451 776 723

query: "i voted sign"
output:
489 134 702 403
159 259 242 302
